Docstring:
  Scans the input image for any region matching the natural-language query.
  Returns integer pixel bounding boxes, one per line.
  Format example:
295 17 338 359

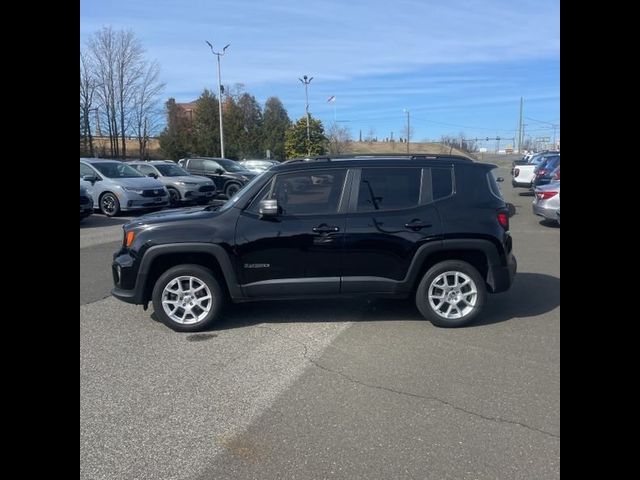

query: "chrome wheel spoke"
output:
162 275 213 324
428 271 478 320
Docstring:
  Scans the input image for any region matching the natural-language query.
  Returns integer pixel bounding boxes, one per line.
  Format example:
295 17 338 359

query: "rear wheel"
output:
415 260 486 327
152 264 224 332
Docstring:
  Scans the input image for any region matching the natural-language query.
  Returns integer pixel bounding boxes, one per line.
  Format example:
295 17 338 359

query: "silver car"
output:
80 158 169 216
239 159 280 173
532 181 560 223
129 160 217 207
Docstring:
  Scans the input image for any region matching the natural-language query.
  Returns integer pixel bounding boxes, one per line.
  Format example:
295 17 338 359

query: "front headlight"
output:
240 176 250 182
123 187 144 194
176 181 197 186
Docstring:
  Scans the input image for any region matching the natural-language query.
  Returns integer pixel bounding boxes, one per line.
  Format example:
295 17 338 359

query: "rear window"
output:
357 168 421 212
431 168 453 200
487 171 504 200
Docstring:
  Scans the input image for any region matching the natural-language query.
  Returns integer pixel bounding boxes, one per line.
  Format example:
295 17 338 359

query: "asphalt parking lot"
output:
80 161 559 480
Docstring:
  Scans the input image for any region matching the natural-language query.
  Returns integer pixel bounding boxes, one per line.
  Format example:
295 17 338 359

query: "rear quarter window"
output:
487 171 504 200
431 167 453 200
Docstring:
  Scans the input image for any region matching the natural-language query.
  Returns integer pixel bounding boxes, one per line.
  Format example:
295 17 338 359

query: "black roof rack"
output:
283 153 473 164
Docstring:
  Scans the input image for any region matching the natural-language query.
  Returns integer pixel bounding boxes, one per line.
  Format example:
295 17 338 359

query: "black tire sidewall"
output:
415 260 486 328
100 192 120 217
168 188 180 206
152 264 224 332
224 183 240 198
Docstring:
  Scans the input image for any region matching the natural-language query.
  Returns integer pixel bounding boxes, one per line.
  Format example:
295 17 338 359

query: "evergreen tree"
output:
261 97 290 161
158 98 193 160
285 116 327 159
192 89 220 156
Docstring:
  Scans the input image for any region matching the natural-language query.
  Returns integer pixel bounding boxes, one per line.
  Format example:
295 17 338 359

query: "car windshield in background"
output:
155 163 191 177
92 162 144 178
217 159 250 173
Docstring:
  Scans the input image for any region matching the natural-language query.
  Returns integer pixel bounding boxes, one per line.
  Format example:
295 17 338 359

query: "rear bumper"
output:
532 203 558 221
487 253 517 293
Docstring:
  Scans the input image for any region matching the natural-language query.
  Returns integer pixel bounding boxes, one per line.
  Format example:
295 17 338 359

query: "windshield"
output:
218 171 268 212
155 163 191 177
217 159 250 173
92 162 144 178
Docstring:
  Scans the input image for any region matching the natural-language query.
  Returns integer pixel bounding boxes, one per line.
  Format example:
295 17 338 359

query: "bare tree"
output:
87 27 153 158
132 60 165 159
326 123 352 155
80 50 98 157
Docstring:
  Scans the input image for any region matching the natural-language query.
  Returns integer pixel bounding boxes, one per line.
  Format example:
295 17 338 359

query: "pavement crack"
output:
256 324 559 440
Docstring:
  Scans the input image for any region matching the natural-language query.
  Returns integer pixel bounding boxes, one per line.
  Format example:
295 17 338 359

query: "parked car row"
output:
509 151 560 225
80 157 283 219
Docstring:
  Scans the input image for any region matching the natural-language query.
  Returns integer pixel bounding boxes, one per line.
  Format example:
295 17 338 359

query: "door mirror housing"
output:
215 168 225 175
259 199 278 217
82 175 98 183
147 172 158 179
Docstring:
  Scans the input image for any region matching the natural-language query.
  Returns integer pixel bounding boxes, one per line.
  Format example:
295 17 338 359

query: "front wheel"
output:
100 192 120 217
224 183 241 198
152 264 224 332
167 188 181 207
415 260 486 327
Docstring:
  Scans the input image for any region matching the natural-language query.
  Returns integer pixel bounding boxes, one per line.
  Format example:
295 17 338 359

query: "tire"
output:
99 192 121 217
415 260 486 328
224 183 241 199
167 188 181 207
152 264 224 332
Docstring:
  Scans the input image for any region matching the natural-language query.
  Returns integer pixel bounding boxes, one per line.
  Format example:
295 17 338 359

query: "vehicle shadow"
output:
539 219 560 228
199 272 559 331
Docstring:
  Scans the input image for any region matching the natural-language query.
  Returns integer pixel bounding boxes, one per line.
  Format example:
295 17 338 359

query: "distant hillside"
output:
343 141 471 157
83 137 473 160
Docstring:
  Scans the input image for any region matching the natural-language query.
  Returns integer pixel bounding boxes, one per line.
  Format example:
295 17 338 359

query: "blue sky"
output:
80 0 559 146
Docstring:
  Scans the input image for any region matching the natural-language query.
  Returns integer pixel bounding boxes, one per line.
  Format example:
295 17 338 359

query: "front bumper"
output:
111 250 146 304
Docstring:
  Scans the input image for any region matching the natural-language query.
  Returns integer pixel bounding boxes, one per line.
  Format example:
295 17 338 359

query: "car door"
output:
341 166 444 293
234 168 350 297
203 160 227 190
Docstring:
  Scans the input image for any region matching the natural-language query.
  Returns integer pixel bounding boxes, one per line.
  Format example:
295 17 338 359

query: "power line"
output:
524 116 559 126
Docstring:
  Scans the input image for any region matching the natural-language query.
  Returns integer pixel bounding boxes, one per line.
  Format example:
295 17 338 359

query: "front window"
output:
250 169 347 215
91 162 144 178
155 163 191 177
219 171 268 211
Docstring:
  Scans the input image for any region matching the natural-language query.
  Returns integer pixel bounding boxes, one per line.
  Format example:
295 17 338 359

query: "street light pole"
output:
206 41 230 158
404 109 410 153
299 75 313 156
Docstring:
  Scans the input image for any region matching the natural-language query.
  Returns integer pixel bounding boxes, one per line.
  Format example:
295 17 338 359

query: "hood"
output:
227 170 257 180
114 177 166 189
169 175 213 184
125 205 223 227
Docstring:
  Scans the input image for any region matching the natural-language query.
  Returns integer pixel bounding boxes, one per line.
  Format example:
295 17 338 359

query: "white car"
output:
511 152 557 188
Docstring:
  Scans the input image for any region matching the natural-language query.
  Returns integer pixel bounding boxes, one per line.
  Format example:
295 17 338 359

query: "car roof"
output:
81 158 121 164
273 154 487 172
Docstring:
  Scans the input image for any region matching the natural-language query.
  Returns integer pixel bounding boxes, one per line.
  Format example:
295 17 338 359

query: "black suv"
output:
178 157 258 198
112 155 516 331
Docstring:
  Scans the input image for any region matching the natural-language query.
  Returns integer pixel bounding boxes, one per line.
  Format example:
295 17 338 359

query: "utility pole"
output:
299 75 313 156
404 109 410 153
206 41 230 158
517 96 523 152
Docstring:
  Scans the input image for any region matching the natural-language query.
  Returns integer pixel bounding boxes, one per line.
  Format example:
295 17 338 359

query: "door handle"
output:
312 224 340 234
404 220 432 231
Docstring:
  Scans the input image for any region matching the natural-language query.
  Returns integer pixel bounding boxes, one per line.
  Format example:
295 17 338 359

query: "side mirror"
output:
148 172 158 179
215 168 225 175
82 175 98 183
496 177 504 182
259 199 278 217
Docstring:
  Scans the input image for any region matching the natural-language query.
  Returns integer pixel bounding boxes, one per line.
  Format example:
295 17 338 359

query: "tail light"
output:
536 191 558 200
536 169 547 177
514 168 520 177
497 212 509 230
